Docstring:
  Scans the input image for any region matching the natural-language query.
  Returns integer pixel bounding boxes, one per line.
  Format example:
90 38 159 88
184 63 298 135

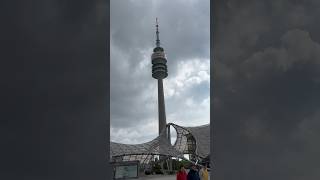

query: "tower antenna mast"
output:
156 18 160 47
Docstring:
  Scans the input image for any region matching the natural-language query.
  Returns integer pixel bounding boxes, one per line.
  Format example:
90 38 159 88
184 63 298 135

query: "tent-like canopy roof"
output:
110 127 183 158
110 123 210 162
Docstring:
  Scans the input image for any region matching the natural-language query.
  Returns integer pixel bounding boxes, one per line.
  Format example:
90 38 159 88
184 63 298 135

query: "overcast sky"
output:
214 0 320 179
110 0 210 144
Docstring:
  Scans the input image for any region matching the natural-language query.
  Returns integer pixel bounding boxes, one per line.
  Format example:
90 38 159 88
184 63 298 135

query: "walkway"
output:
137 174 210 180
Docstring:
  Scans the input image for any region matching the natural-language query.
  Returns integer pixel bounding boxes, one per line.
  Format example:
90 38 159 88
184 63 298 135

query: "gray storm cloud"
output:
214 0 320 179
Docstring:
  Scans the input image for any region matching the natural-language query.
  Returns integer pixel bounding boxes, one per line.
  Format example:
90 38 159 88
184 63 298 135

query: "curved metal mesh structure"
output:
110 123 210 165
170 123 210 158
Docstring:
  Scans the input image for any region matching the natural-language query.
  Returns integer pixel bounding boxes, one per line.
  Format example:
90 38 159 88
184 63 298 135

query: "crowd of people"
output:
176 164 209 180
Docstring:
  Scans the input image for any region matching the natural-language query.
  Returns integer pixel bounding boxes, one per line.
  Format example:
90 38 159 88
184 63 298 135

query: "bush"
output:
153 164 163 174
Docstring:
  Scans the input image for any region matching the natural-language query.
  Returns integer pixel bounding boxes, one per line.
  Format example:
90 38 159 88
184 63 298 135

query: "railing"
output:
151 52 166 59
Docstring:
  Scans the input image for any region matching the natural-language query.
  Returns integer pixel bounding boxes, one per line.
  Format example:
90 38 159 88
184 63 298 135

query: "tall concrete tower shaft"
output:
157 79 166 134
151 19 172 171
151 18 168 136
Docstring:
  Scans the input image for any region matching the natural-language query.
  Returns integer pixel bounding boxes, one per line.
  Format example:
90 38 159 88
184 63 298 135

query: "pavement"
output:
137 174 175 180
137 173 210 180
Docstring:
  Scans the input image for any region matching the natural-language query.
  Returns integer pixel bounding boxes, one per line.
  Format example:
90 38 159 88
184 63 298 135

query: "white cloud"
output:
164 58 210 98
111 119 159 144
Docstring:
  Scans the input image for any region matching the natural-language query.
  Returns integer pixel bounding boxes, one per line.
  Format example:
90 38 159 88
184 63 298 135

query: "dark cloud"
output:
214 0 320 179
1 0 108 179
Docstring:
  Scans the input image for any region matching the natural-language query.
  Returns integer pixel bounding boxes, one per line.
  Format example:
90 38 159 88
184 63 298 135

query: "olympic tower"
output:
151 18 168 137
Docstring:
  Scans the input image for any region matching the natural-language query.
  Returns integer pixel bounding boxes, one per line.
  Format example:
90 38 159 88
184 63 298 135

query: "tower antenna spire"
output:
156 17 160 47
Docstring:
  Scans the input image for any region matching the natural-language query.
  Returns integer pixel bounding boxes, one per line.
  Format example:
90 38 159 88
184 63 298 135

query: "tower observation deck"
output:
152 18 168 80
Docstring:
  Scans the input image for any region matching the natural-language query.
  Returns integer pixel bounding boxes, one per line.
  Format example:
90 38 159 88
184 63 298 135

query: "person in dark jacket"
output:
176 165 187 180
187 164 200 180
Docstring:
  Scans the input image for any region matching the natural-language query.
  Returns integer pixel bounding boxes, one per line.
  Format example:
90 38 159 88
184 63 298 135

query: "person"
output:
199 164 209 180
187 164 200 180
176 165 187 180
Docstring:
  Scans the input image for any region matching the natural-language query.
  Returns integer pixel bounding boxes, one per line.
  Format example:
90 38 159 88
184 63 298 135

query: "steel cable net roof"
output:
110 123 210 162
170 123 210 158
110 127 183 158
